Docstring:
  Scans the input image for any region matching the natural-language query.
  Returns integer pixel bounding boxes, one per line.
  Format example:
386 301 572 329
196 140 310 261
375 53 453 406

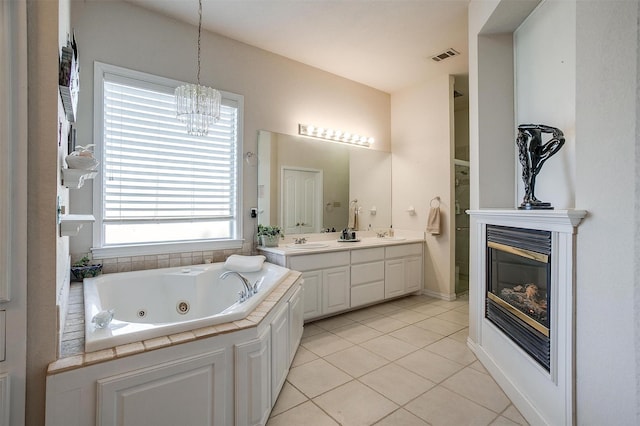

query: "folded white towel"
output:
224 255 266 273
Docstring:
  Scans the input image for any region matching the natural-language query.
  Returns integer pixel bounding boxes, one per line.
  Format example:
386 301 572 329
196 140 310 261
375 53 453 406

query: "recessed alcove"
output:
468 0 584 424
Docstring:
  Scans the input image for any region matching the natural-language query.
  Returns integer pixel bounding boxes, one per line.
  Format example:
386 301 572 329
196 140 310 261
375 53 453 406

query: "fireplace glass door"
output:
488 242 549 333
486 225 552 370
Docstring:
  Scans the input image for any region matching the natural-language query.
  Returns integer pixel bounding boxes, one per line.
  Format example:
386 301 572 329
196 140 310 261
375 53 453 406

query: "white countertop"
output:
257 230 425 256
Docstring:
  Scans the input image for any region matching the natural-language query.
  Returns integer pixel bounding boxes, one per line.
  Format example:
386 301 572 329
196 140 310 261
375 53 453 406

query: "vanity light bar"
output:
298 124 374 147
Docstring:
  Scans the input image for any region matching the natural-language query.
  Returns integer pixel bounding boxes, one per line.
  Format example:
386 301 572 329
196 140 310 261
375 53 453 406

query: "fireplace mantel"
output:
467 208 586 426
467 209 587 230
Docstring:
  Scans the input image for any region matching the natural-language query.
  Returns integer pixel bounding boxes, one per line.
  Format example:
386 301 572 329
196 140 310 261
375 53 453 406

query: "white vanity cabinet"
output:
260 240 424 322
350 248 385 307
288 252 350 320
385 244 423 298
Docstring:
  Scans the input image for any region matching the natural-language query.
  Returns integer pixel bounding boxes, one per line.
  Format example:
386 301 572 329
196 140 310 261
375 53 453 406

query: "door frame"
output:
0 1 28 424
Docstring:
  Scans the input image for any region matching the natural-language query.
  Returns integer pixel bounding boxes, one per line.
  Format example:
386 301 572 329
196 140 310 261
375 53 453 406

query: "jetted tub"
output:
84 262 290 352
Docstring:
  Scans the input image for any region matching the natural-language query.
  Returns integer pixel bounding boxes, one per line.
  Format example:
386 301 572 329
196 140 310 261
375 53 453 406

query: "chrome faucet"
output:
220 271 257 302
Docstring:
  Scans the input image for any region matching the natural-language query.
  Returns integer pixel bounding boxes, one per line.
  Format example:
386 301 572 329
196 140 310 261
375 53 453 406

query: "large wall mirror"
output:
257 130 391 235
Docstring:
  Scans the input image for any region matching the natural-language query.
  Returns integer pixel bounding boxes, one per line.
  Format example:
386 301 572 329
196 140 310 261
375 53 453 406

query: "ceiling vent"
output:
431 48 460 62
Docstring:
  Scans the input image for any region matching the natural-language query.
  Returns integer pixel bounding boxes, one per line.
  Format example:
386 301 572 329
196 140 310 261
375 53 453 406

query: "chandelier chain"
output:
197 0 202 85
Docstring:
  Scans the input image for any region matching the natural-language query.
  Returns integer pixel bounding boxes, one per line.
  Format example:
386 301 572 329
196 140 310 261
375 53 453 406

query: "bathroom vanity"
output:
259 234 425 321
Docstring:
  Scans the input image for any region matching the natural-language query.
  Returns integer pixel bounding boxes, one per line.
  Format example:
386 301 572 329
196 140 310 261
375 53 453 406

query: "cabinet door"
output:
271 303 290 405
97 349 229 426
301 271 322 320
235 329 271 426
384 259 405 299
405 256 422 293
288 285 304 364
322 266 350 314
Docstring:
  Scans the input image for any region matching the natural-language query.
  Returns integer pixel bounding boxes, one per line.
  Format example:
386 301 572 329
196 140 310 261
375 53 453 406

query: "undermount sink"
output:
380 236 406 241
286 242 329 249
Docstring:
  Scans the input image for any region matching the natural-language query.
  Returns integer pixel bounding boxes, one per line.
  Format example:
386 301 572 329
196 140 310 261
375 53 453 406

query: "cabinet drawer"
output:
351 247 384 264
351 261 384 285
289 251 349 271
351 281 385 308
385 243 423 259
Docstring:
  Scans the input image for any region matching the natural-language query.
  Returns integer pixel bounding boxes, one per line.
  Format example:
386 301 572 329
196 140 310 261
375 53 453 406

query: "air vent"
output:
431 48 460 62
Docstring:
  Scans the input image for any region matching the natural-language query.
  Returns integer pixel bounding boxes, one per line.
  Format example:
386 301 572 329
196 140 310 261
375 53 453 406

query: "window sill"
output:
91 239 245 259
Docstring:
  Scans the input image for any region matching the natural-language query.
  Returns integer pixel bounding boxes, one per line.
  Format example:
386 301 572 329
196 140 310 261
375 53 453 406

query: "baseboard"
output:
421 289 456 301
466 338 547 426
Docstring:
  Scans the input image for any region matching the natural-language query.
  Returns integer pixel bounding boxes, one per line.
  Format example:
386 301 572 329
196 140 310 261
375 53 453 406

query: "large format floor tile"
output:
269 294 529 425
286 358 352 398
267 400 338 426
314 380 398 426
405 386 499 425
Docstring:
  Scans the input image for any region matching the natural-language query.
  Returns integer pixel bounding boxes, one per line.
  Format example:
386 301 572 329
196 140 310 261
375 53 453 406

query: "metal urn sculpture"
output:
516 124 565 210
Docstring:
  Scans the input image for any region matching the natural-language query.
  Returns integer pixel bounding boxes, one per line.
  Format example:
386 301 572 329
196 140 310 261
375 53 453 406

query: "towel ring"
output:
430 196 440 208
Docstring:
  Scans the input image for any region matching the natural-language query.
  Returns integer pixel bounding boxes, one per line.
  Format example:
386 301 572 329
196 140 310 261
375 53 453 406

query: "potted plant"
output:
257 224 283 247
70 256 103 282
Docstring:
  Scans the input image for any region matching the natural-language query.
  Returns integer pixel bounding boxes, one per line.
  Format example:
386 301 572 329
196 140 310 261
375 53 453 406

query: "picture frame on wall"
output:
59 32 79 123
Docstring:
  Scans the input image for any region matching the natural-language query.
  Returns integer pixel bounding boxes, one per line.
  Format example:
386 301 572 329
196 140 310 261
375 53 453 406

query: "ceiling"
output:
124 0 470 94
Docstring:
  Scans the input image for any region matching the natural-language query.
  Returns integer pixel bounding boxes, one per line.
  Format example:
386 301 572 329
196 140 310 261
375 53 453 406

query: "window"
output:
92 63 243 257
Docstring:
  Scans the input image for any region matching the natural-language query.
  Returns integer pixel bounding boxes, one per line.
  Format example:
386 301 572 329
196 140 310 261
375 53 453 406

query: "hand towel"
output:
427 207 441 235
348 204 359 230
224 255 266 273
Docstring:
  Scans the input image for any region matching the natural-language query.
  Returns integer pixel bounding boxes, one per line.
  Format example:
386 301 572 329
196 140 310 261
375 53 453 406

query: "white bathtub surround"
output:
467 209 586 425
46 268 303 426
84 262 290 352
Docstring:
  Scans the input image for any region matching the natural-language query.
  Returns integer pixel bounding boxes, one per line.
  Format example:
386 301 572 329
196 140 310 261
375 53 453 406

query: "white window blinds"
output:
99 71 239 247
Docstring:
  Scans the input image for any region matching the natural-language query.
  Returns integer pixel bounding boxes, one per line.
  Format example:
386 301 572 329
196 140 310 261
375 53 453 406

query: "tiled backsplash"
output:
76 243 253 275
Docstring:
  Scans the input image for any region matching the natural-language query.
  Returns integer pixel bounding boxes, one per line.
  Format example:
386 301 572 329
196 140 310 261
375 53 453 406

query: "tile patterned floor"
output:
268 294 529 426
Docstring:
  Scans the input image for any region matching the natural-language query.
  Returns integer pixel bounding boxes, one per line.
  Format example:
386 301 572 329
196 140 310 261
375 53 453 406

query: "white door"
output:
282 168 322 234
0 2 27 424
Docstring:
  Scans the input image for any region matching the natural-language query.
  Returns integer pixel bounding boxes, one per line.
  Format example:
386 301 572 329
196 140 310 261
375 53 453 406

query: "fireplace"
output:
485 225 551 371
468 209 585 425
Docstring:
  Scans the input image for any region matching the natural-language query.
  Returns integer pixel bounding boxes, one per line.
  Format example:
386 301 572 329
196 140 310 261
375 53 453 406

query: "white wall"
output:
69 0 390 256
574 1 638 422
391 74 455 299
515 1 576 209
25 0 73 423
469 0 639 423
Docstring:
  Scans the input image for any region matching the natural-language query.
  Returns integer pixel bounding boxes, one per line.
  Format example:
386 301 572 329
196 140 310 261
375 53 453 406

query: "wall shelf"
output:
62 168 97 189
59 214 95 237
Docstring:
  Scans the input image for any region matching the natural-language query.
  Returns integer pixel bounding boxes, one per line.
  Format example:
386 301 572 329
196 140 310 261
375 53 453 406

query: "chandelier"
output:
175 0 221 136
